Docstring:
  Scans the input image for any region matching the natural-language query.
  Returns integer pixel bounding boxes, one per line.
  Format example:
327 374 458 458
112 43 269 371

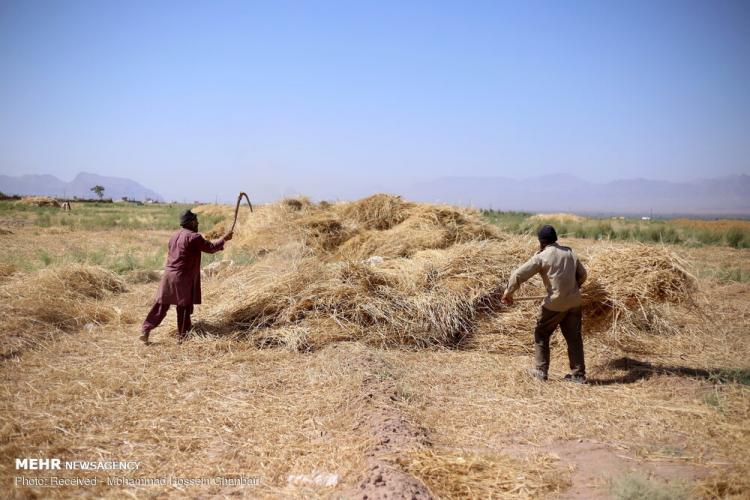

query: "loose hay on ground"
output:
396 449 569 499
1 197 746 498
0 264 126 358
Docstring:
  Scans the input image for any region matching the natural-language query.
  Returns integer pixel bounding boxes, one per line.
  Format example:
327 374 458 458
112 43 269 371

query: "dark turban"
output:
537 224 557 244
180 210 198 226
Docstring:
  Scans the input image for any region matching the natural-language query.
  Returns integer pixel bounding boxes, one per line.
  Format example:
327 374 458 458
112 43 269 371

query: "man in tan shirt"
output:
502 225 588 382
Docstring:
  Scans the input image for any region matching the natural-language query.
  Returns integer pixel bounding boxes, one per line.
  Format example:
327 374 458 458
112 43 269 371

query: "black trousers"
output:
534 306 585 376
142 303 194 336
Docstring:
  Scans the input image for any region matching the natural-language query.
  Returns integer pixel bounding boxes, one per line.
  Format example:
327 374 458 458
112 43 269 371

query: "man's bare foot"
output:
139 331 150 344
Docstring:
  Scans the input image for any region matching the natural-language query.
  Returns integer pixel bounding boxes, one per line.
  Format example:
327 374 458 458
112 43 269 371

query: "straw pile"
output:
396 449 569 498
336 205 502 260
282 196 314 211
582 244 696 339
200 240 526 348
16 196 61 208
192 203 234 218
222 194 503 263
470 243 697 352
0 263 16 281
0 264 126 358
203 221 227 240
196 194 699 351
530 212 587 223
338 193 414 230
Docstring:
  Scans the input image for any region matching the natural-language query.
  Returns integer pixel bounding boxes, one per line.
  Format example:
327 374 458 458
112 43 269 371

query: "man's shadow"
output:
588 357 750 386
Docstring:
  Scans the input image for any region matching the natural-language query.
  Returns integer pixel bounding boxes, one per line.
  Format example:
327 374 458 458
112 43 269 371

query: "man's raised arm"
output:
502 255 542 304
194 231 233 254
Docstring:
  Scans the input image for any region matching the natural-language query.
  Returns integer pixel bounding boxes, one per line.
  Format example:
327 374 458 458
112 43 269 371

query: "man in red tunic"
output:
140 209 233 344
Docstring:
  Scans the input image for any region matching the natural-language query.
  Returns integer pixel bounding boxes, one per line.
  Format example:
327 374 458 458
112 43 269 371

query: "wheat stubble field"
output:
1 196 748 499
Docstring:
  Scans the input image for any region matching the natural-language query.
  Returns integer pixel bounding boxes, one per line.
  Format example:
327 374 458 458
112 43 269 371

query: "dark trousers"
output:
534 306 585 376
142 303 194 336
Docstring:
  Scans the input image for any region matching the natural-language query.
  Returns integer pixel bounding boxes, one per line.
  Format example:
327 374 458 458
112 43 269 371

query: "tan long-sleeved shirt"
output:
506 243 587 312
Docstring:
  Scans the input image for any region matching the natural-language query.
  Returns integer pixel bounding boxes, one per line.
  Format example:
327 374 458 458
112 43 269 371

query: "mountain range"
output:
1 172 749 216
401 174 750 216
0 172 163 202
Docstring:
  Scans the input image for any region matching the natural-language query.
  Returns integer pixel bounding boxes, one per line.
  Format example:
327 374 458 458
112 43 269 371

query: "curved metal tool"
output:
230 192 253 232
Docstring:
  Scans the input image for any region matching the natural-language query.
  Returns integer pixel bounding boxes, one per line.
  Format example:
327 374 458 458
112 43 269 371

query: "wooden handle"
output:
230 192 253 232
512 295 547 301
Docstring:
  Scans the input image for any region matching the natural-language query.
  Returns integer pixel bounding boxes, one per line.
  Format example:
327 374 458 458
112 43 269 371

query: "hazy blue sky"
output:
1 0 749 201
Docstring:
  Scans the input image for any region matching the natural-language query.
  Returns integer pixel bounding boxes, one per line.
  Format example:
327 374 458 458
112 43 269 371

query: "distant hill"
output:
2 171 748 216
0 172 164 202
402 174 750 216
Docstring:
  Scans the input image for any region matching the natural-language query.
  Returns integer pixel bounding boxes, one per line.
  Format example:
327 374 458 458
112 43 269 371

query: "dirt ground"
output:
1 227 748 498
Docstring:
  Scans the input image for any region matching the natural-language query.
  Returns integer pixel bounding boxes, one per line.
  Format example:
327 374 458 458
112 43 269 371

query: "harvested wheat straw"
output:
337 204 502 260
192 203 234 218
203 220 227 240
198 195 698 351
281 196 313 211
16 196 61 208
0 264 126 358
581 244 697 343
530 212 587 223
200 240 520 347
397 449 569 499
338 193 414 230
471 243 697 352
223 194 502 262
586 244 696 307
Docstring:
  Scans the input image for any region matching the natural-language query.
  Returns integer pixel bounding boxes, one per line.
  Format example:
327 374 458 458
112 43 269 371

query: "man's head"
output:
180 209 199 231
537 224 557 248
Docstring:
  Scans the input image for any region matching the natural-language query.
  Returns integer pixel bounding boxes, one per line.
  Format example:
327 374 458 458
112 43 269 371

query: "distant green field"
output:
0 201 230 278
481 209 750 249
0 200 224 231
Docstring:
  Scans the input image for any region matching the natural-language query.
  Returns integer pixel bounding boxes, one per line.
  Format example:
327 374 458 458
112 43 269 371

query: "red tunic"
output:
154 228 225 306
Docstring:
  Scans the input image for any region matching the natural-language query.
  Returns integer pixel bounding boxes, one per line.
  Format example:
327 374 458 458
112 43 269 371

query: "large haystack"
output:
0 265 126 357
581 244 696 342
585 244 696 307
530 213 587 223
281 196 314 211
337 205 502 260
226 200 347 260
198 194 699 352
199 240 521 348
338 193 414 230
16 196 61 208
471 243 696 352
225 195 502 262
